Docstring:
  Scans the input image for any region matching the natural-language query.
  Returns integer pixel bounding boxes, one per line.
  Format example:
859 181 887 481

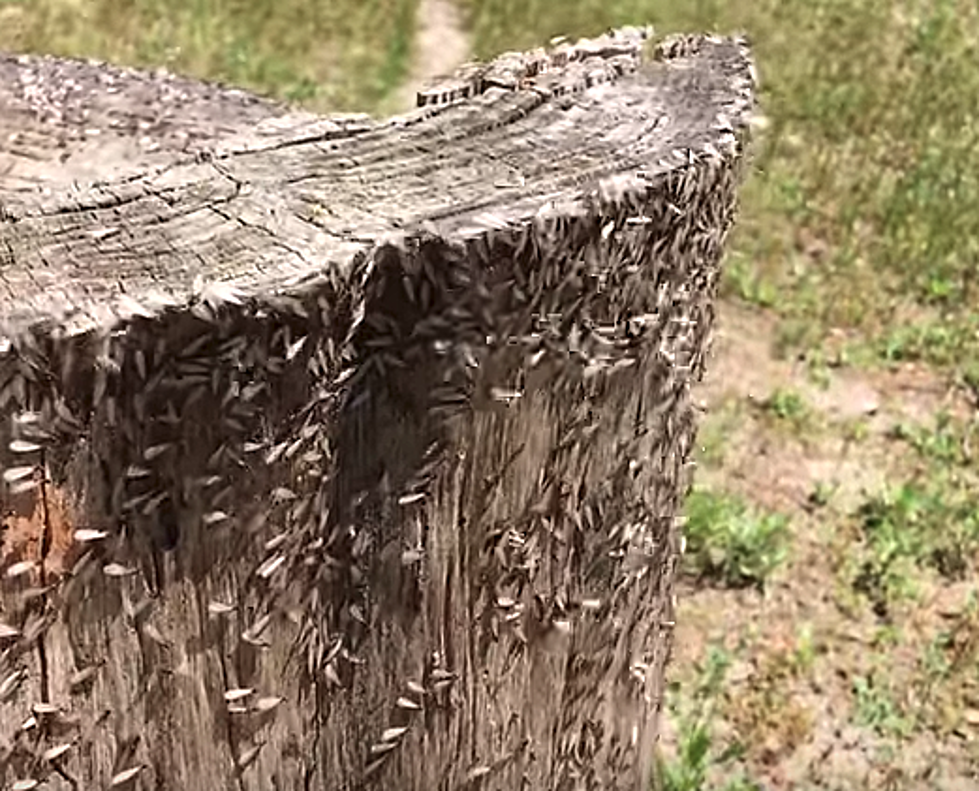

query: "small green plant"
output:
876 319 979 371
764 388 808 421
694 401 744 469
851 465 979 615
807 480 836 509
793 623 817 673
722 252 779 309
847 413 979 614
654 647 762 791
841 417 871 444
852 673 914 739
804 352 835 387
850 486 929 613
682 487 790 589
910 593 979 735
758 388 821 437
890 411 978 467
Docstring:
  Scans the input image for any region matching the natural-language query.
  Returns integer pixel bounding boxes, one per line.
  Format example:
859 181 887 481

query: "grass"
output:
762 389 808 422
693 399 745 469
848 413 979 616
0 0 419 112
757 387 824 439
914 594 979 736
852 673 915 740
679 374 979 784
682 487 789 590
654 646 762 791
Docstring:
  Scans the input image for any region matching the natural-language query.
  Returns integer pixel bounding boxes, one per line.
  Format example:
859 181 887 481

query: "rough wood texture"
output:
0 27 756 791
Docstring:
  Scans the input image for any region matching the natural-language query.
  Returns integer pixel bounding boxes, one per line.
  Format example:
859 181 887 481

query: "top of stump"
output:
0 27 756 342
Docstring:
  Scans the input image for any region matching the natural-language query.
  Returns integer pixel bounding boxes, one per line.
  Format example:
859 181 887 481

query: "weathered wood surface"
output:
0 49 288 190
0 27 756 791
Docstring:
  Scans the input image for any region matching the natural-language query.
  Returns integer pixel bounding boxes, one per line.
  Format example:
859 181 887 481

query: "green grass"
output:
848 413 979 615
757 387 825 439
682 487 789 590
654 646 762 791
0 0 419 112
913 594 979 736
852 672 915 739
460 0 979 375
763 388 807 422
693 400 745 470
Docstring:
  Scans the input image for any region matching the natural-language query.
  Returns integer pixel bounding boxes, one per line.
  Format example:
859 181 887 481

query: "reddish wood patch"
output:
1 482 77 580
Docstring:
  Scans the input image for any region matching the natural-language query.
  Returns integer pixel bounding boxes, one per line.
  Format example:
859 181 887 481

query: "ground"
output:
666 301 979 790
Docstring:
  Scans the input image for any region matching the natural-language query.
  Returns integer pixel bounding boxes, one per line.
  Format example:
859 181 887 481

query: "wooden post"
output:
0 27 755 791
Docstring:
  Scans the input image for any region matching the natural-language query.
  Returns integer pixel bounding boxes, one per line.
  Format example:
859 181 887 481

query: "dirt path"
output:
388 0 471 114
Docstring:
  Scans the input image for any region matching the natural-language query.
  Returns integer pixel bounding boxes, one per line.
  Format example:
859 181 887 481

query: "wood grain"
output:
0 28 755 791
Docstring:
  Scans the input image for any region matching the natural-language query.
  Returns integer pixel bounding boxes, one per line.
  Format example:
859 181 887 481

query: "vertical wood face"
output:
0 28 754 791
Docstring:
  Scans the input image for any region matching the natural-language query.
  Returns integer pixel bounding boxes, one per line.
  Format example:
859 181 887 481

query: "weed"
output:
851 413 979 615
803 353 835 389
851 673 914 739
793 623 817 673
875 318 979 370
840 417 871 444
682 487 789 590
763 388 807 422
890 411 978 467
756 387 824 440
655 646 762 791
693 400 744 470
851 486 930 612
723 252 778 309
807 481 835 509
912 593 979 736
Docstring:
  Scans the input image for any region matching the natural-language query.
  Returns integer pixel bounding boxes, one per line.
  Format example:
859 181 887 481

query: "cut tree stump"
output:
0 27 756 791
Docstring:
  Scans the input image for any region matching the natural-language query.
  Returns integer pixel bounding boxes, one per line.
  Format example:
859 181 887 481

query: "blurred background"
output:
2 0 977 788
